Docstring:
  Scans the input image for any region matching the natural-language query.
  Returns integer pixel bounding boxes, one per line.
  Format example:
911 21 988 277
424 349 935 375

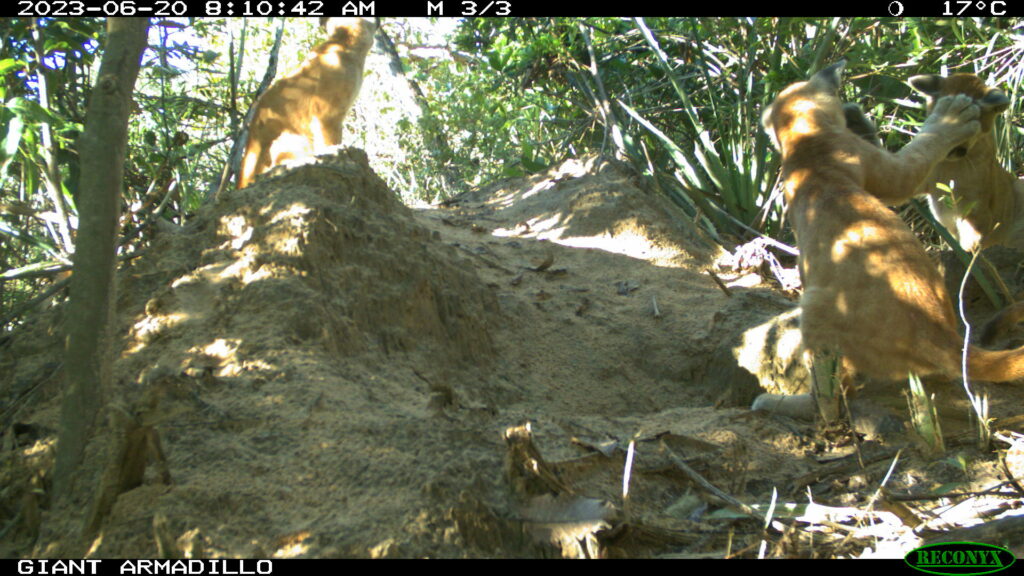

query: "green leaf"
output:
0 113 24 173
0 58 25 77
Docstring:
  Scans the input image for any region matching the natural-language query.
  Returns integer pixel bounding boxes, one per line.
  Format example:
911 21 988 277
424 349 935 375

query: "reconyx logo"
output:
905 542 1015 575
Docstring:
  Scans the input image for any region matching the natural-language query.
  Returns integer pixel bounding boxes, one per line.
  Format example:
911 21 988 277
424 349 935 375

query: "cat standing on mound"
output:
237 18 378 189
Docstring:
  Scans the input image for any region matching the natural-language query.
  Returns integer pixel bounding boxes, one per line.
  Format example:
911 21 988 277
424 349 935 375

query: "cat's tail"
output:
967 343 1024 382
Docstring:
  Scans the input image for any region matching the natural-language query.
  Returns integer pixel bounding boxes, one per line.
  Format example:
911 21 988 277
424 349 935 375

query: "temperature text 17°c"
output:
943 0 1007 15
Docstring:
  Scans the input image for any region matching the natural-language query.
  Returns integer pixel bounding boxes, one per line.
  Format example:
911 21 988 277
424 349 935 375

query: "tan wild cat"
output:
237 17 377 189
760 62 1024 395
908 73 1024 251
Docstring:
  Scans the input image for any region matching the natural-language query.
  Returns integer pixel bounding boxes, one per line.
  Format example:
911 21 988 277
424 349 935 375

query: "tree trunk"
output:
54 17 149 503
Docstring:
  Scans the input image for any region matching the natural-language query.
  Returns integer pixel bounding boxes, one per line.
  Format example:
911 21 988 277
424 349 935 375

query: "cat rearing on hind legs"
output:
756 61 1024 420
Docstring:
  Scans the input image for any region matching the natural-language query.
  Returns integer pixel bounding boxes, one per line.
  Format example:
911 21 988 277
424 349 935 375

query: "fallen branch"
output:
662 442 762 522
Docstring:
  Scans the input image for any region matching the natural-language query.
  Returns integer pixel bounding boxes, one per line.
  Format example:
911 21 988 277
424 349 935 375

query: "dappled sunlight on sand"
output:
126 312 188 354
458 156 716 269
493 217 689 267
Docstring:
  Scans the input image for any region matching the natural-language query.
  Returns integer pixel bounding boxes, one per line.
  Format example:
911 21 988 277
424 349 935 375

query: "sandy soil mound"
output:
3 151 1024 558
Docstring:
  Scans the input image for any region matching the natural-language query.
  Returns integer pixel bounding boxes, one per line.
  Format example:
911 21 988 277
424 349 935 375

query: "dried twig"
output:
662 443 762 522
706 270 732 298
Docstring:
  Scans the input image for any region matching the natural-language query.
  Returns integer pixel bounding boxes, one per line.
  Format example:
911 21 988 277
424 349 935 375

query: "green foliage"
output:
907 372 945 454
0 18 102 316
421 18 593 183
426 17 1024 244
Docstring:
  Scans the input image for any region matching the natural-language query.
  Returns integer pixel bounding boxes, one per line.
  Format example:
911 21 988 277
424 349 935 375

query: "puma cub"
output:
237 17 377 189
760 62 1024 403
907 73 1023 251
